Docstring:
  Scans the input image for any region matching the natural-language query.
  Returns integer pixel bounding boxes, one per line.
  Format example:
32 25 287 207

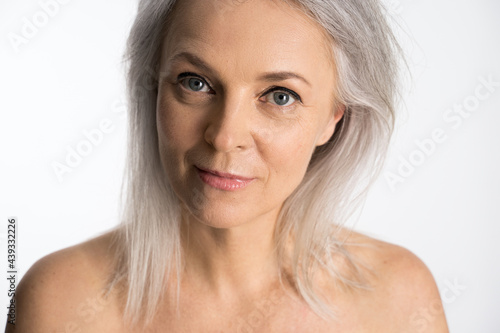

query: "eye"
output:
178 73 212 93
268 91 294 106
262 87 301 107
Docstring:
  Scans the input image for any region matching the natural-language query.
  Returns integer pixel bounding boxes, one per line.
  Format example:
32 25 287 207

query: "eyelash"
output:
176 72 302 104
261 86 302 103
177 72 214 93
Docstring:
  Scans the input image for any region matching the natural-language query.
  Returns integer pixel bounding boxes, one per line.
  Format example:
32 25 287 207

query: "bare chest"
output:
125 291 374 333
86 284 393 332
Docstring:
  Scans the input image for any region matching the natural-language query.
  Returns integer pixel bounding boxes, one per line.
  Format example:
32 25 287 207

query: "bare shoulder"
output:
337 229 449 332
6 230 124 333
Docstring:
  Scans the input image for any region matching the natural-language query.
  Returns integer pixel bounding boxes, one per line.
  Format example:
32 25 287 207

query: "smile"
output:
195 166 255 191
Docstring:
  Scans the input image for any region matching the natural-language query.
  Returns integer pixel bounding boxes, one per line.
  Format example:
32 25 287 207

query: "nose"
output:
204 93 253 152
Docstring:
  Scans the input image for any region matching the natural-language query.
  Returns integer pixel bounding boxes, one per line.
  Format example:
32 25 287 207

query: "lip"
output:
195 166 255 191
195 166 255 181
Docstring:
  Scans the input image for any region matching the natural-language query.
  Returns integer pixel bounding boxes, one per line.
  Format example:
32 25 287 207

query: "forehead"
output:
160 0 335 78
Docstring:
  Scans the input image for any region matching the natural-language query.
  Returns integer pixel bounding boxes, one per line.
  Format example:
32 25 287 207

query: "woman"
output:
10 0 449 331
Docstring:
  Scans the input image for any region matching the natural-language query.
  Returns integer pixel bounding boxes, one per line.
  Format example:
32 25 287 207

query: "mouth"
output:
195 166 255 191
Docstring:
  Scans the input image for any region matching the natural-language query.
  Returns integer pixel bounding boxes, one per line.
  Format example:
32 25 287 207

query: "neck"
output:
179 205 285 299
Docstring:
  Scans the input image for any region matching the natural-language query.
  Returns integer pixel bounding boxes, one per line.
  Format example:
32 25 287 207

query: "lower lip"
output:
196 168 255 191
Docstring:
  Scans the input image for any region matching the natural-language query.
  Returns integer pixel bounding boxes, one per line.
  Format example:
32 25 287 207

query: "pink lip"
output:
196 166 254 180
195 166 255 191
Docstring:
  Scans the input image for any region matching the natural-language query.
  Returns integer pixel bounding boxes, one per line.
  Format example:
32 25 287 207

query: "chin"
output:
179 197 249 229
173 176 256 229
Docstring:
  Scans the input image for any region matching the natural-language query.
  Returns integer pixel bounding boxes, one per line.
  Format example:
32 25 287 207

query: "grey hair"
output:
106 0 403 328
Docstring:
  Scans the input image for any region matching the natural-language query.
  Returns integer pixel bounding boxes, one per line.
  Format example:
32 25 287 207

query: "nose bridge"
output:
204 90 252 152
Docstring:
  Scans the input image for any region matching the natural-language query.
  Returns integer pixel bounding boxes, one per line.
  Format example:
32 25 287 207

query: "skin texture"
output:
155 0 342 300
7 0 449 332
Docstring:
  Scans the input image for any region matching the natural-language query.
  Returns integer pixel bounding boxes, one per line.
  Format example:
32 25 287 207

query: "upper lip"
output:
196 166 255 180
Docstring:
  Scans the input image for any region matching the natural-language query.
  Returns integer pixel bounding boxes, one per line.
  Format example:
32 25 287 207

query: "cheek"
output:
156 96 202 185
157 97 200 152
260 123 317 186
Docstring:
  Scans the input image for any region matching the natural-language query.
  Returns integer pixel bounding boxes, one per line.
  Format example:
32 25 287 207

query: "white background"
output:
1 0 499 331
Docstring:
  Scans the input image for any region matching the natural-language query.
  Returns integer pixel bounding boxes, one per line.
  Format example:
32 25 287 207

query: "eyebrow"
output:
257 72 311 87
167 51 311 87
168 51 215 77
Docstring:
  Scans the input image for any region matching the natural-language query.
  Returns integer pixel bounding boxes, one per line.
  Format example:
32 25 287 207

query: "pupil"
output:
189 78 203 91
274 93 289 105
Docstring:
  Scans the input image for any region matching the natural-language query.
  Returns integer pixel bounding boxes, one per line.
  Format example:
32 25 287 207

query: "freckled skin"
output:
10 1 448 332
156 0 343 229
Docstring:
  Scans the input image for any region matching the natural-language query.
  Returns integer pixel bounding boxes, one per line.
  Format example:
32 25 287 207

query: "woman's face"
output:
156 0 343 228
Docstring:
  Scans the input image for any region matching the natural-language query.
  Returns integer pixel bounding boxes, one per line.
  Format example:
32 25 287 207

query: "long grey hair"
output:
106 0 403 328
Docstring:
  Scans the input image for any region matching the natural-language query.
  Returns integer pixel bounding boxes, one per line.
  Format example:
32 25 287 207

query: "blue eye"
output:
187 78 208 92
263 88 300 107
178 73 211 93
271 92 294 106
